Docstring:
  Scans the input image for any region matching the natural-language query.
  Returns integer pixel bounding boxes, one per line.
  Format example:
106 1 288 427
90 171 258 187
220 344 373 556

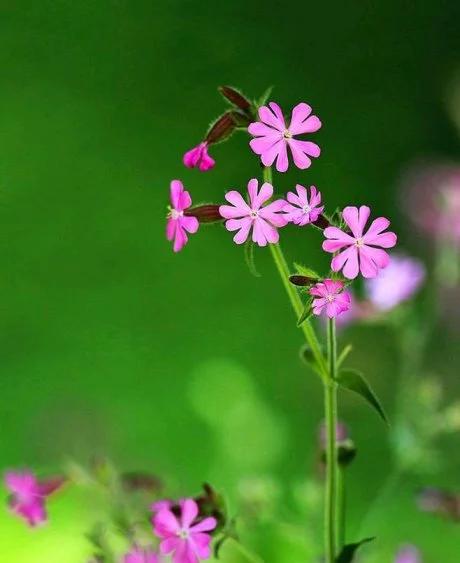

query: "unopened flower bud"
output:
205 112 236 145
121 471 162 493
185 204 223 223
312 214 331 230
289 275 316 286
219 86 252 112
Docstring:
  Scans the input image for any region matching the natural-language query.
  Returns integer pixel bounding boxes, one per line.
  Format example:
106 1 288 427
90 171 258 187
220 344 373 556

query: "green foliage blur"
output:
1 1 460 561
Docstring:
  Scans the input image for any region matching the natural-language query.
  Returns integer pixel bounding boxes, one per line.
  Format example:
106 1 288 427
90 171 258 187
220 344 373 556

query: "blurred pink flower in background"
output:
219 179 288 246
310 279 351 318
183 142 215 172
124 547 160 563
5 471 64 527
283 184 324 226
153 498 217 563
319 421 349 447
394 545 422 563
365 254 425 311
166 180 199 252
401 163 460 244
323 206 397 279
248 102 321 172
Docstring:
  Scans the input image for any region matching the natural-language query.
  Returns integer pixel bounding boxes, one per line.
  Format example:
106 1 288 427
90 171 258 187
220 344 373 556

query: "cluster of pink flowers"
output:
166 96 399 320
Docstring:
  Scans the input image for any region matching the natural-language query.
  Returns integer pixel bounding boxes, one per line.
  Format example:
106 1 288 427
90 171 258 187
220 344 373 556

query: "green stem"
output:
337 465 346 551
325 318 338 562
263 166 328 380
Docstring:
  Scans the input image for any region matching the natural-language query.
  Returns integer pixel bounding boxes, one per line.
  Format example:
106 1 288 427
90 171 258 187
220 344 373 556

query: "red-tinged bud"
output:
205 112 236 144
312 214 331 230
219 86 252 112
185 204 223 223
289 275 316 286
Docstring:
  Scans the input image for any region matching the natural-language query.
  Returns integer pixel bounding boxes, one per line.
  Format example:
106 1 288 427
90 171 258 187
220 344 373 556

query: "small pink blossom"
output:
395 545 421 563
219 179 288 246
5 471 64 527
309 279 351 318
283 184 324 226
248 102 321 172
153 498 217 563
183 142 215 172
323 206 397 279
166 180 199 252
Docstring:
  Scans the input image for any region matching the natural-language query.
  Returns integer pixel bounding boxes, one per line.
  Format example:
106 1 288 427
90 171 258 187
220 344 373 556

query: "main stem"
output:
325 318 338 562
262 166 338 561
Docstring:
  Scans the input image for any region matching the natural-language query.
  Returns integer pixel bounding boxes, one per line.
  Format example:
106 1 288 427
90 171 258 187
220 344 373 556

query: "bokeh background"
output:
1 1 460 561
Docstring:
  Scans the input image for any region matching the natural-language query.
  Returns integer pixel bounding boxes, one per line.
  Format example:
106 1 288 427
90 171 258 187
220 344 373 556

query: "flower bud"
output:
289 275 316 286
219 85 252 112
312 214 331 230
205 112 236 144
185 204 223 223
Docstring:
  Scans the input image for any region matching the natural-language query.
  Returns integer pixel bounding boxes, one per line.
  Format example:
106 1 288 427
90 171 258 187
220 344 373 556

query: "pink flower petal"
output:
226 217 252 244
189 516 217 533
331 246 359 279
342 206 370 238
181 499 199 529
249 134 280 156
260 139 284 168
173 226 187 253
181 216 199 234
289 103 322 135
154 509 181 537
170 180 184 209
287 139 312 169
183 146 202 168
275 140 289 172
258 102 286 131
358 248 379 278
160 537 181 555
178 190 192 211
323 279 343 294
248 122 279 137
189 533 212 558
257 217 279 244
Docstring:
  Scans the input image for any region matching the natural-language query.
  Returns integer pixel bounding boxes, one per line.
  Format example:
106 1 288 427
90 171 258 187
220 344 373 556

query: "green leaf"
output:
244 240 261 277
255 86 273 108
336 537 375 563
299 343 324 376
336 369 388 424
293 262 320 279
337 344 353 368
297 299 313 327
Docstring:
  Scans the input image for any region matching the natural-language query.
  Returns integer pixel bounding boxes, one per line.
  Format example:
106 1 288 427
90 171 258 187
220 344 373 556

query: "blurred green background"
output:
1 1 460 561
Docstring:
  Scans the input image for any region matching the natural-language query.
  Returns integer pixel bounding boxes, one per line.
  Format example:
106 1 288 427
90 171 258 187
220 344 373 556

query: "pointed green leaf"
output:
336 537 375 563
293 262 320 279
255 86 273 108
297 299 313 327
337 344 353 368
244 240 261 277
336 369 388 424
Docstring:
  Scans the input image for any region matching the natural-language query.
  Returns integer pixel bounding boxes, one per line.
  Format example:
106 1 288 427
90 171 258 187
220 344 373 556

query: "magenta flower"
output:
248 102 321 172
219 179 288 246
124 547 160 563
283 184 324 226
309 279 351 318
323 206 397 279
183 142 215 172
395 545 421 563
166 180 199 253
365 254 425 311
5 471 64 527
153 498 217 563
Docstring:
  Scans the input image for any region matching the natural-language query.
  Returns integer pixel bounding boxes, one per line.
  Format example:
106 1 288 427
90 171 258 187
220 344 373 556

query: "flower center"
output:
354 237 364 248
283 129 292 139
170 208 183 220
250 210 259 219
177 529 190 540
302 205 312 214
326 294 336 303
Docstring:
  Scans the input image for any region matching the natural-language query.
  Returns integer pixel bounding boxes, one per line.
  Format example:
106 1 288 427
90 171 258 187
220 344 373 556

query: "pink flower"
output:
394 545 421 563
166 180 199 252
219 179 288 246
183 142 215 172
323 206 397 279
124 548 160 563
248 102 321 172
283 184 324 226
365 254 425 311
309 279 351 318
5 471 64 527
150 499 173 513
153 498 217 563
